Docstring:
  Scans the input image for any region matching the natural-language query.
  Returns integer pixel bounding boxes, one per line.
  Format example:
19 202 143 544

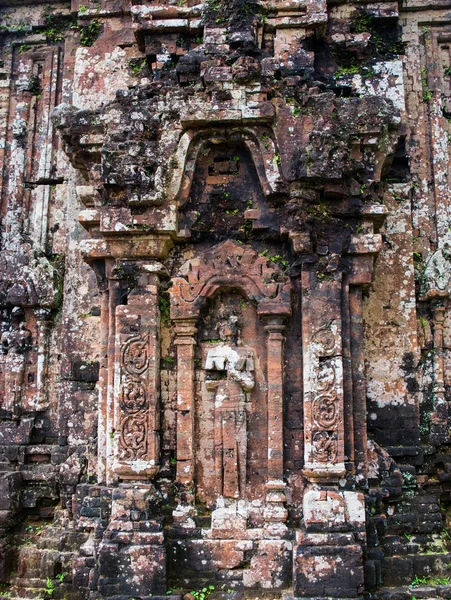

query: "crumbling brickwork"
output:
1 0 451 599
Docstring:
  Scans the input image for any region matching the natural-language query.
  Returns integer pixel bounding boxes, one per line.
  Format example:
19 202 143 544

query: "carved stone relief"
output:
310 326 340 465
112 268 161 480
204 309 255 499
118 334 150 462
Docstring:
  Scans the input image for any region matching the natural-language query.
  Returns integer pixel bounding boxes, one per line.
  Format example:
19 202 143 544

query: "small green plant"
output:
413 251 423 262
411 575 451 587
336 65 360 77
421 67 433 102
268 254 288 269
419 315 427 328
240 220 252 240
410 575 428 587
46 577 55 597
352 12 374 33
273 154 281 166
55 573 65 583
79 18 101 47
430 576 451 585
444 66 451 77
40 11 68 44
159 292 171 326
129 58 147 76
191 585 216 600
79 4 88 12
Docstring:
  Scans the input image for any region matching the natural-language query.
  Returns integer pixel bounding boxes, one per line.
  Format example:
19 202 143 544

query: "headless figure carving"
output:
205 316 254 499
1 307 32 418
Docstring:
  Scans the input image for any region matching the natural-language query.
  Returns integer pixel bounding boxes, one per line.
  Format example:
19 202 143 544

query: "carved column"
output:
295 272 365 600
112 264 161 480
173 319 197 490
302 273 346 482
263 317 288 529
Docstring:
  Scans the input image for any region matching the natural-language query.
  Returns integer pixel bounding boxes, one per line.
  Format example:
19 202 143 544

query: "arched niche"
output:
167 127 286 210
169 240 291 503
178 138 271 242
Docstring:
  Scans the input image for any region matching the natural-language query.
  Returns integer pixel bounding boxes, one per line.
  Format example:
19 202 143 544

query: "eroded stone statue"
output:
205 314 254 499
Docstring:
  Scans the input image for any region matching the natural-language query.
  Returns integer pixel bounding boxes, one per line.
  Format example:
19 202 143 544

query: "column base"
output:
293 488 366 598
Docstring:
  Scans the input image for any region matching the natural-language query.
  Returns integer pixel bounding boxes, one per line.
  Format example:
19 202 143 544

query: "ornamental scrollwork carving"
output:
118 334 150 462
310 322 340 466
118 412 148 461
312 358 338 429
311 431 338 463
170 240 291 319
121 334 149 376
120 379 148 413
312 322 336 356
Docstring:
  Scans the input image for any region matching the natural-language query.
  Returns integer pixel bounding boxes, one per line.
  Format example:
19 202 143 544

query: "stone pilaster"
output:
263 317 288 531
173 320 197 487
302 272 346 483
111 264 161 480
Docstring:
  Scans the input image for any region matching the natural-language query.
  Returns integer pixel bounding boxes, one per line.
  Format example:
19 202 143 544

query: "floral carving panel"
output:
112 283 160 480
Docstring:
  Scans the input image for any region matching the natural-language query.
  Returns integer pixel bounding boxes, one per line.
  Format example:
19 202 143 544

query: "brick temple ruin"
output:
1 0 451 598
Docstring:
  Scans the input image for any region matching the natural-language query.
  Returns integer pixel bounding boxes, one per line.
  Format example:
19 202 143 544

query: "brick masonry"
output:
0 0 451 599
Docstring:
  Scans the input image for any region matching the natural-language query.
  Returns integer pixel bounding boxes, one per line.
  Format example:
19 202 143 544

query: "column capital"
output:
262 315 286 335
174 319 198 342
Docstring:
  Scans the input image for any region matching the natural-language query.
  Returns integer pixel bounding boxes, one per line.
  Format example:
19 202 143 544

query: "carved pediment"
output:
170 240 292 319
